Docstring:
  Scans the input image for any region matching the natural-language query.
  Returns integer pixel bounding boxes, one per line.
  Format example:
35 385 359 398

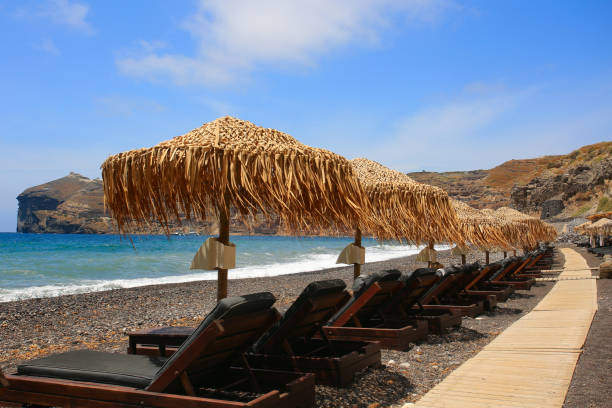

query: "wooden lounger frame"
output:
0 310 315 408
248 289 381 386
490 257 536 290
323 280 429 350
430 265 499 313
417 270 484 317
465 263 515 301
128 283 381 387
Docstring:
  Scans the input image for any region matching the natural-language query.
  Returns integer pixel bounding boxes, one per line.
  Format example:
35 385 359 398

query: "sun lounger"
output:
387 267 464 332
321 270 430 350
416 264 483 317
0 293 315 408
417 263 497 314
128 280 382 387
489 256 536 290
463 261 515 301
248 279 381 386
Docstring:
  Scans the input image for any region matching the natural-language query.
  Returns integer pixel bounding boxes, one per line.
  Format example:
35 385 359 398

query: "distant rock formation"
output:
511 157 612 217
409 141 612 219
17 173 112 233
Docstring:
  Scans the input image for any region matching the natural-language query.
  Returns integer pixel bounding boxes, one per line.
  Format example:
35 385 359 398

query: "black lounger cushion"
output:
400 267 440 283
352 269 401 296
252 279 346 352
327 270 401 325
18 350 166 388
153 292 276 381
18 292 276 388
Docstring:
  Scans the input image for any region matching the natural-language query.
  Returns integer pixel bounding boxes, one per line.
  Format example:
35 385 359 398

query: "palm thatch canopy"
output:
587 217 612 234
574 221 592 234
101 116 369 234
586 211 612 222
349 158 464 245
494 207 557 245
451 200 510 250
482 208 535 249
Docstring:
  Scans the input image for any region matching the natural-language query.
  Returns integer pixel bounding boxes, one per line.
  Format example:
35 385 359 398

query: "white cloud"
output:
117 0 454 86
367 85 535 172
34 38 61 55
16 0 93 34
362 78 612 173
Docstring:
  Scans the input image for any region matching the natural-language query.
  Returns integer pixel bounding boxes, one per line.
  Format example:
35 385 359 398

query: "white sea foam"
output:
0 243 450 302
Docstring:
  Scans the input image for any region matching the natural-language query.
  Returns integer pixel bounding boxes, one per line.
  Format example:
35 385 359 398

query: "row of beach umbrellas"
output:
101 116 557 300
575 212 612 239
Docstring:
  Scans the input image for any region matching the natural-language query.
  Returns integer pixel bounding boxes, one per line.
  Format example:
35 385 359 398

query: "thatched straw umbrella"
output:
481 208 531 256
586 211 612 222
346 158 464 274
493 207 557 250
575 221 594 246
574 221 591 234
451 200 511 264
587 218 612 246
101 116 370 300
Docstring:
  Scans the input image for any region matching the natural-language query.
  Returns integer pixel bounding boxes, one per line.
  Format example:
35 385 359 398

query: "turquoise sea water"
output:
0 233 429 302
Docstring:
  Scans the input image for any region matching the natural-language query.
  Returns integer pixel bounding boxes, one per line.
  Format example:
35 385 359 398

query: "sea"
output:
0 233 439 303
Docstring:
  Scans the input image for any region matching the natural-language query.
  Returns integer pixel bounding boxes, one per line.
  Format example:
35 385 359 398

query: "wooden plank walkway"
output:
413 248 597 408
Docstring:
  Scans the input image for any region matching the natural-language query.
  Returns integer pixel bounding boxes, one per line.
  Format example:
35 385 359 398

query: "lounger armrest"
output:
0 369 9 387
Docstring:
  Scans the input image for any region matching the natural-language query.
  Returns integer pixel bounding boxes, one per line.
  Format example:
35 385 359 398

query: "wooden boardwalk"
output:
414 248 597 408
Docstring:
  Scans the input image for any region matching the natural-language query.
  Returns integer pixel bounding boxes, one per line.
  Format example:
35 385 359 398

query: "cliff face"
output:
408 141 612 219
510 145 612 218
17 173 112 233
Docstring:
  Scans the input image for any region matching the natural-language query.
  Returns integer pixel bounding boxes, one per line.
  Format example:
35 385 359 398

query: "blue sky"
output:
1 0 611 232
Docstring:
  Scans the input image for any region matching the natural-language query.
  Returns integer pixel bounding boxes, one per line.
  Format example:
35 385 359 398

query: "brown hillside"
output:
408 141 612 215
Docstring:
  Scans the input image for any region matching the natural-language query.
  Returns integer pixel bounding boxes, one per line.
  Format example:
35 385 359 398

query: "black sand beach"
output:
0 248 561 407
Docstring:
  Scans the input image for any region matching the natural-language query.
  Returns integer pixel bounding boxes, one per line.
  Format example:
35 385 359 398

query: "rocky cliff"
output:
408 141 612 219
17 173 112 233
510 143 612 218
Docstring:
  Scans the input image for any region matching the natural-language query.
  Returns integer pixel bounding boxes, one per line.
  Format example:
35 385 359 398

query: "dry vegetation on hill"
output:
408 142 612 218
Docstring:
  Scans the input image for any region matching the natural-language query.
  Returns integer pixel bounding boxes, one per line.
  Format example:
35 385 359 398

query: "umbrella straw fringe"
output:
102 145 369 235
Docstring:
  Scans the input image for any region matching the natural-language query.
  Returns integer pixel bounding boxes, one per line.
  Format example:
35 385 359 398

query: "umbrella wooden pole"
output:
503 251 507 258
461 254 466 265
353 228 362 279
513 250 517 256
485 250 490 265
428 241 434 268
217 207 230 301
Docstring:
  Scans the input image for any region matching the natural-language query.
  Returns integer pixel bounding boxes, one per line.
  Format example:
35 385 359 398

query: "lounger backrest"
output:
435 263 480 301
490 257 524 281
386 268 441 312
252 279 349 353
147 292 277 392
464 262 502 290
327 270 402 326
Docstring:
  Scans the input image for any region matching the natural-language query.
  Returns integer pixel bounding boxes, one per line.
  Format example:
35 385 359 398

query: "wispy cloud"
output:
117 0 456 86
15 0 93 34
33 38 61 55
369 85 531 171
362 77 612 173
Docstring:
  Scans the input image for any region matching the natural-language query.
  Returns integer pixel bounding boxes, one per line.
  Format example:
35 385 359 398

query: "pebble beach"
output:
0 248 559 407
